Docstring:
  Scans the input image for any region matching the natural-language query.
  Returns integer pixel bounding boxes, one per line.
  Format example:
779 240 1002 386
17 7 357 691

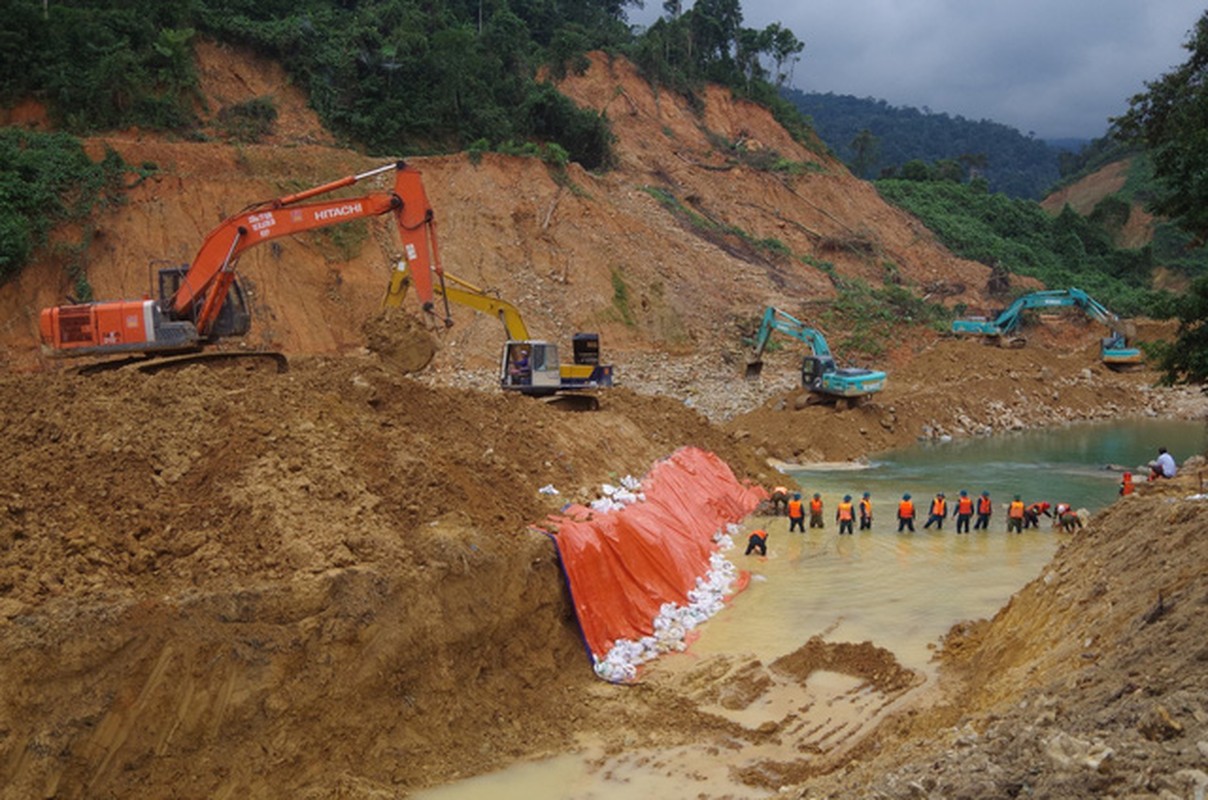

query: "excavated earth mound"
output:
0 358 774 797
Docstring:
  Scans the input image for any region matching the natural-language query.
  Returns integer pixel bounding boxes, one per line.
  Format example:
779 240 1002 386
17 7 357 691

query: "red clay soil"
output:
1 42 1206 800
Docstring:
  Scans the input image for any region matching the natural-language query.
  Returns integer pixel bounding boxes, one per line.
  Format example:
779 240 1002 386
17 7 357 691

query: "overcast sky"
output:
627 2 1206 140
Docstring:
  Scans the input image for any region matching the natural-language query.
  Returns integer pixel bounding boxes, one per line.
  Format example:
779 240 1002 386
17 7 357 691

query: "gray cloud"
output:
628 1 1205 138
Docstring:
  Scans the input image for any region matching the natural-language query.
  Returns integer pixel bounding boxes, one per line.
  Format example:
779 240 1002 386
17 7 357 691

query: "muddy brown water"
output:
416 420 1206 799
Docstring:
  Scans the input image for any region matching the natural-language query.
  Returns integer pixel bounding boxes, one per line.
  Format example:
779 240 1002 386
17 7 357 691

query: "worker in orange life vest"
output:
770 486 790 515
973 491 992 531
809 493 825 529
954 489 974 534
923 492 947 530
858 492 873 530
745 528 768 556
1057 507 1083 533
787 493 805 533
1119 472 1134 496
1007 494 1026 534
1023 501 1051 529
836 494 855 535
897 493 916 533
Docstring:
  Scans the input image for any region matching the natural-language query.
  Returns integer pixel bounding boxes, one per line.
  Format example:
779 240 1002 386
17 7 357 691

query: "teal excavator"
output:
745 306 887 406
951 288 1142 369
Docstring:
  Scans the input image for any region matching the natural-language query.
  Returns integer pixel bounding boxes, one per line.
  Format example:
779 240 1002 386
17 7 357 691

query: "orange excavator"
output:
39 161 442 371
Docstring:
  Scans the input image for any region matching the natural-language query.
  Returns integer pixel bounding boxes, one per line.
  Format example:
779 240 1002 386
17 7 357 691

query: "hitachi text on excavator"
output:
39 161 442 372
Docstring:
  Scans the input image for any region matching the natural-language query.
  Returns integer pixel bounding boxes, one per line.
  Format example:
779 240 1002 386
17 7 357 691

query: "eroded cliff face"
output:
1 48 992 376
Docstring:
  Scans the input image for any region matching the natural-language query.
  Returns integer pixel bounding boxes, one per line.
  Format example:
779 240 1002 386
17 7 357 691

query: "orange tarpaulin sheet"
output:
548 447 767 662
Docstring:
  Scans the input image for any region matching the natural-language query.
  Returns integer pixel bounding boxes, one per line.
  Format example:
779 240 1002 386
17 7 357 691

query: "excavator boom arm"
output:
751 306 832 357
383 265 530 340
174 162 441 336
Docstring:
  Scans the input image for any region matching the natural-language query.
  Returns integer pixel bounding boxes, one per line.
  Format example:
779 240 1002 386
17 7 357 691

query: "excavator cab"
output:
801 355 836 392
501 340 562 395
158 266 252 339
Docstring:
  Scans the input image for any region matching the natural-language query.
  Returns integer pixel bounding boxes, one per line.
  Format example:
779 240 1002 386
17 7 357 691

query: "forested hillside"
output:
785 89 1066 199
0 0 805 165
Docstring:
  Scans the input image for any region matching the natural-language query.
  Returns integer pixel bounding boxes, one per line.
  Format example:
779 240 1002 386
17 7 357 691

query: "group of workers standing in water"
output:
748 446 1179 555
752 485 1084 555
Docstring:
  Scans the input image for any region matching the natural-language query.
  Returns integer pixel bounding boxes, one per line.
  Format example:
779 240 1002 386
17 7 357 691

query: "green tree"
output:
1115 11 1208 240
899 159 930 181
763 22 803 87
958 152 988 181
1115 10 1208 382
849 128 878 179
1156 276 1208 383
933 158 963 183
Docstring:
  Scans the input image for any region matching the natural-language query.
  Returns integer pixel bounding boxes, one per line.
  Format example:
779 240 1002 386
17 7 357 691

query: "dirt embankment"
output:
0 356 775 797
3 40 1207 800
800 474 1208 800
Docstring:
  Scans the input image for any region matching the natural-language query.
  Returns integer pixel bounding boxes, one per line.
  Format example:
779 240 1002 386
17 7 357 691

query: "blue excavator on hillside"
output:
745 306 887 406
950 288 1142 369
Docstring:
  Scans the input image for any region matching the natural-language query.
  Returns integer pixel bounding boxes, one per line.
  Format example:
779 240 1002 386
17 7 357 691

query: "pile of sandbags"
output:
592 524 741 683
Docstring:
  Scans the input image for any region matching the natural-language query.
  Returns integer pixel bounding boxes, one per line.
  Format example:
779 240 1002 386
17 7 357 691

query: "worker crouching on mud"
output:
858 492 873 530
1007 495 1026 534
897 493 916 532
1057 507 1083 533
836 495 855 535
1023 501 1051 529
788 493 805 532
923 492 947 530
770 486 790 515
745 528 768 556
954 489 974 534
1120 471 1134 496
809 493 825 529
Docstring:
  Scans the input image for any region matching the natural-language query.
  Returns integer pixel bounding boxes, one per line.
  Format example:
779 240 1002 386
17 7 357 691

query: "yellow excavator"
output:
382 263 612 408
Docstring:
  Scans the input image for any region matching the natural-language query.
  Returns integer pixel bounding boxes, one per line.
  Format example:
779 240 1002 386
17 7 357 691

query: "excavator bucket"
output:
744 358 763 381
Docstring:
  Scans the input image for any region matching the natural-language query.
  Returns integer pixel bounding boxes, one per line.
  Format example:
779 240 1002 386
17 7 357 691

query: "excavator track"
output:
75 350 289 376
544 393 601 412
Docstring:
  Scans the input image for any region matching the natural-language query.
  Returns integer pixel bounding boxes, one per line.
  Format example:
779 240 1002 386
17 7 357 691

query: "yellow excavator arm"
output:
383 263 530 341
382 261 613 403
